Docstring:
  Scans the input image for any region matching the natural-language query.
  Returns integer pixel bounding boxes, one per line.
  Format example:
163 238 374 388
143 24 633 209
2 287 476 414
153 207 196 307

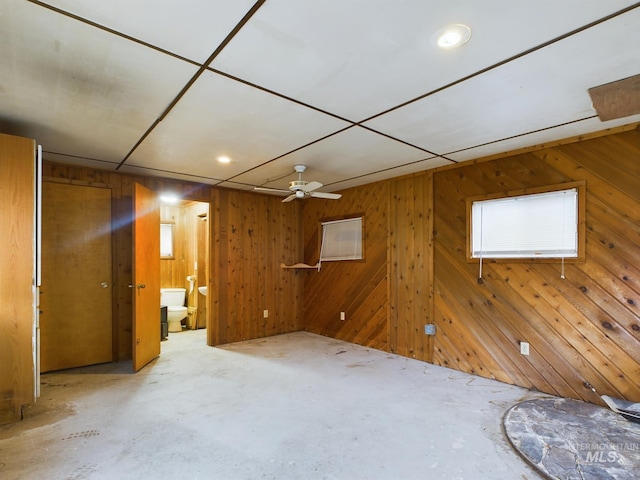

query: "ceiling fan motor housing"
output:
289 180 308 191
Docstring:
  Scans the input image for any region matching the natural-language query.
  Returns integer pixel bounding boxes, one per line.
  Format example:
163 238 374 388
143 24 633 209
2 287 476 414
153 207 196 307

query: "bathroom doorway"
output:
159 198 210 343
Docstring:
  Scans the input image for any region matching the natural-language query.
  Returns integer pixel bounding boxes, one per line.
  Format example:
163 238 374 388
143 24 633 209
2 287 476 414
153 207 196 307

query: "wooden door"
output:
40 182 112 372
0 133 36 423
132 183 160 371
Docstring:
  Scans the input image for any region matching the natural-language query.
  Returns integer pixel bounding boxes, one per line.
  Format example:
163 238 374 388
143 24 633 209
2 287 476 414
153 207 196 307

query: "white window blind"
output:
320 217 363 261
471 188 578 259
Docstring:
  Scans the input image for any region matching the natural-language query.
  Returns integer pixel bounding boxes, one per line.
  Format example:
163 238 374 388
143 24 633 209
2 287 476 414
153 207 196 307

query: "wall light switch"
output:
520 342 530 356
263 310 269 318
340 312 346 321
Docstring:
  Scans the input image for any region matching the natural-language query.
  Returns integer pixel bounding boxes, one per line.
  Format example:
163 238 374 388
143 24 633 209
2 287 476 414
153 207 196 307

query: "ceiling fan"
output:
254 165 342 203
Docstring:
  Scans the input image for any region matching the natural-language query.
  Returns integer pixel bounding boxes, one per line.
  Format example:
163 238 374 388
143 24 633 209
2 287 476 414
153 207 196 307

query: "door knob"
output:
101 282 109 288
137 283 146 289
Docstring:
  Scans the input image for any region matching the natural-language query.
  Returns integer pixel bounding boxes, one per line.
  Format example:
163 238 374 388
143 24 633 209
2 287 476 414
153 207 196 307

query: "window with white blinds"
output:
320 217 363 261
471 188 578 259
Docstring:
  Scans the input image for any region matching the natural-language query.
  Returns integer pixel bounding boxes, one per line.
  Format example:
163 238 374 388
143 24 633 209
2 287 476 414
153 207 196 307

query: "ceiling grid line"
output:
207 1 640 187
3 1 640 192
357 2 640 126
26 0 200 66
115 0 268 170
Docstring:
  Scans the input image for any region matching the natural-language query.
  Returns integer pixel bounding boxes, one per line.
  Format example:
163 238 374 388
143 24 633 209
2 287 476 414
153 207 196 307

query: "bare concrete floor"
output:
0 331 544 480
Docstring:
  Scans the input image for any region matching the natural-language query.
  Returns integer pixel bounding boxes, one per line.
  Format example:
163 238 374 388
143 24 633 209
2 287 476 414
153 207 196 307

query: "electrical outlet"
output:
520 342 530 356
263 310 269 318
340 311 346 321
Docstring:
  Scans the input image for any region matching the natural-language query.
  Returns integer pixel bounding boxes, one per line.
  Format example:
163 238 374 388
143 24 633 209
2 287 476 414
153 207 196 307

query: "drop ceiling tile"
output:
446 115 640 163
41 0 257 63
0 0 198 163
125 70 351 180
364 8 640 156
117 163 226 186
211 0 636 121
215 181 259 192
326 157 454 192
43 152 121 173
230 126 433 191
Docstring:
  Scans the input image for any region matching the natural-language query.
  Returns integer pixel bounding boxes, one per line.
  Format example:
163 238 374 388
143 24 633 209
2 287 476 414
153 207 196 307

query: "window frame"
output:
318 215 365 263
160 221 175 259
466 181 586 263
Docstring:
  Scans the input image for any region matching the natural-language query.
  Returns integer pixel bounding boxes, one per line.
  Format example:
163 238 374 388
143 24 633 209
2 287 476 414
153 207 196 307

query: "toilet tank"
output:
160 288 186 307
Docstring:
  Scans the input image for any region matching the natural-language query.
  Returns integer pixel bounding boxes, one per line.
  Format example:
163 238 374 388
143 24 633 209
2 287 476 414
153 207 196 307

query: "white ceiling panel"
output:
2 1 639 193
363 8 640 156
211 0 637 121
42 0 257 63
446 115 640 163
214 181 258 192
117 163 226 186
125 70 351 180
325 157 454 192
230 126 433 190
0 0 198 162
43 153 121 173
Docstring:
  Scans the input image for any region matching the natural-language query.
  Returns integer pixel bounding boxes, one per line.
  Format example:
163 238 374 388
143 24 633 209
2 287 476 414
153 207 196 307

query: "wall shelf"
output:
280 262 320 271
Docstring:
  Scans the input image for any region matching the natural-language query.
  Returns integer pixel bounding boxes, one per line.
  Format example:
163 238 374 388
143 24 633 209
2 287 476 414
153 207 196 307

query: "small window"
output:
320 217 363 262
160 222 174 259
468 182 585 261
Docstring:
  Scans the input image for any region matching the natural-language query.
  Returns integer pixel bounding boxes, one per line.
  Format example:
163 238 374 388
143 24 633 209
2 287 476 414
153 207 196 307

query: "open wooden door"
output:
132 183 160 371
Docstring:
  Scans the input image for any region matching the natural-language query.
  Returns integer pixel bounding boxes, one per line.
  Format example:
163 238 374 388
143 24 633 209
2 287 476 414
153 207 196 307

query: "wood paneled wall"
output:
301 126 639 403
211 189 303 345
40 124 639 404
302 175 434 359
389 174 434 362
160 204 189 289
302 182 389 352
41 163 303 360
432 127 640 403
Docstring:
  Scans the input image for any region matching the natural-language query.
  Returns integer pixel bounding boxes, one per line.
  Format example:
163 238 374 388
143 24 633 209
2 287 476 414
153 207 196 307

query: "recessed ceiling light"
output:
435 24 472 49
217 155 231 164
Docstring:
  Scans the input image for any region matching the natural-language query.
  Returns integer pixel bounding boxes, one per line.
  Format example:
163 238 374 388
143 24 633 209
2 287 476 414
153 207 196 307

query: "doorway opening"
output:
159 198 210 347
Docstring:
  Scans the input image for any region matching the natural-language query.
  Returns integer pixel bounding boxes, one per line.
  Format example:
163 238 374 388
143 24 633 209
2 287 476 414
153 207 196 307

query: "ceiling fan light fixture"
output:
295 190 305 198
435 24 471 49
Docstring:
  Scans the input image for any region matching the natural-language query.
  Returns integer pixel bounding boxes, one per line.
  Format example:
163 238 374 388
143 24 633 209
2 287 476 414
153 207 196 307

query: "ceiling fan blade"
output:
254 186 290 195
282 194 297 203
309 191 341 200
301 181 323 192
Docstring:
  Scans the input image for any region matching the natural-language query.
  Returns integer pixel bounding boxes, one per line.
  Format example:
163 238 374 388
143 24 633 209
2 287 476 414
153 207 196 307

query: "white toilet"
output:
160 288 188 332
